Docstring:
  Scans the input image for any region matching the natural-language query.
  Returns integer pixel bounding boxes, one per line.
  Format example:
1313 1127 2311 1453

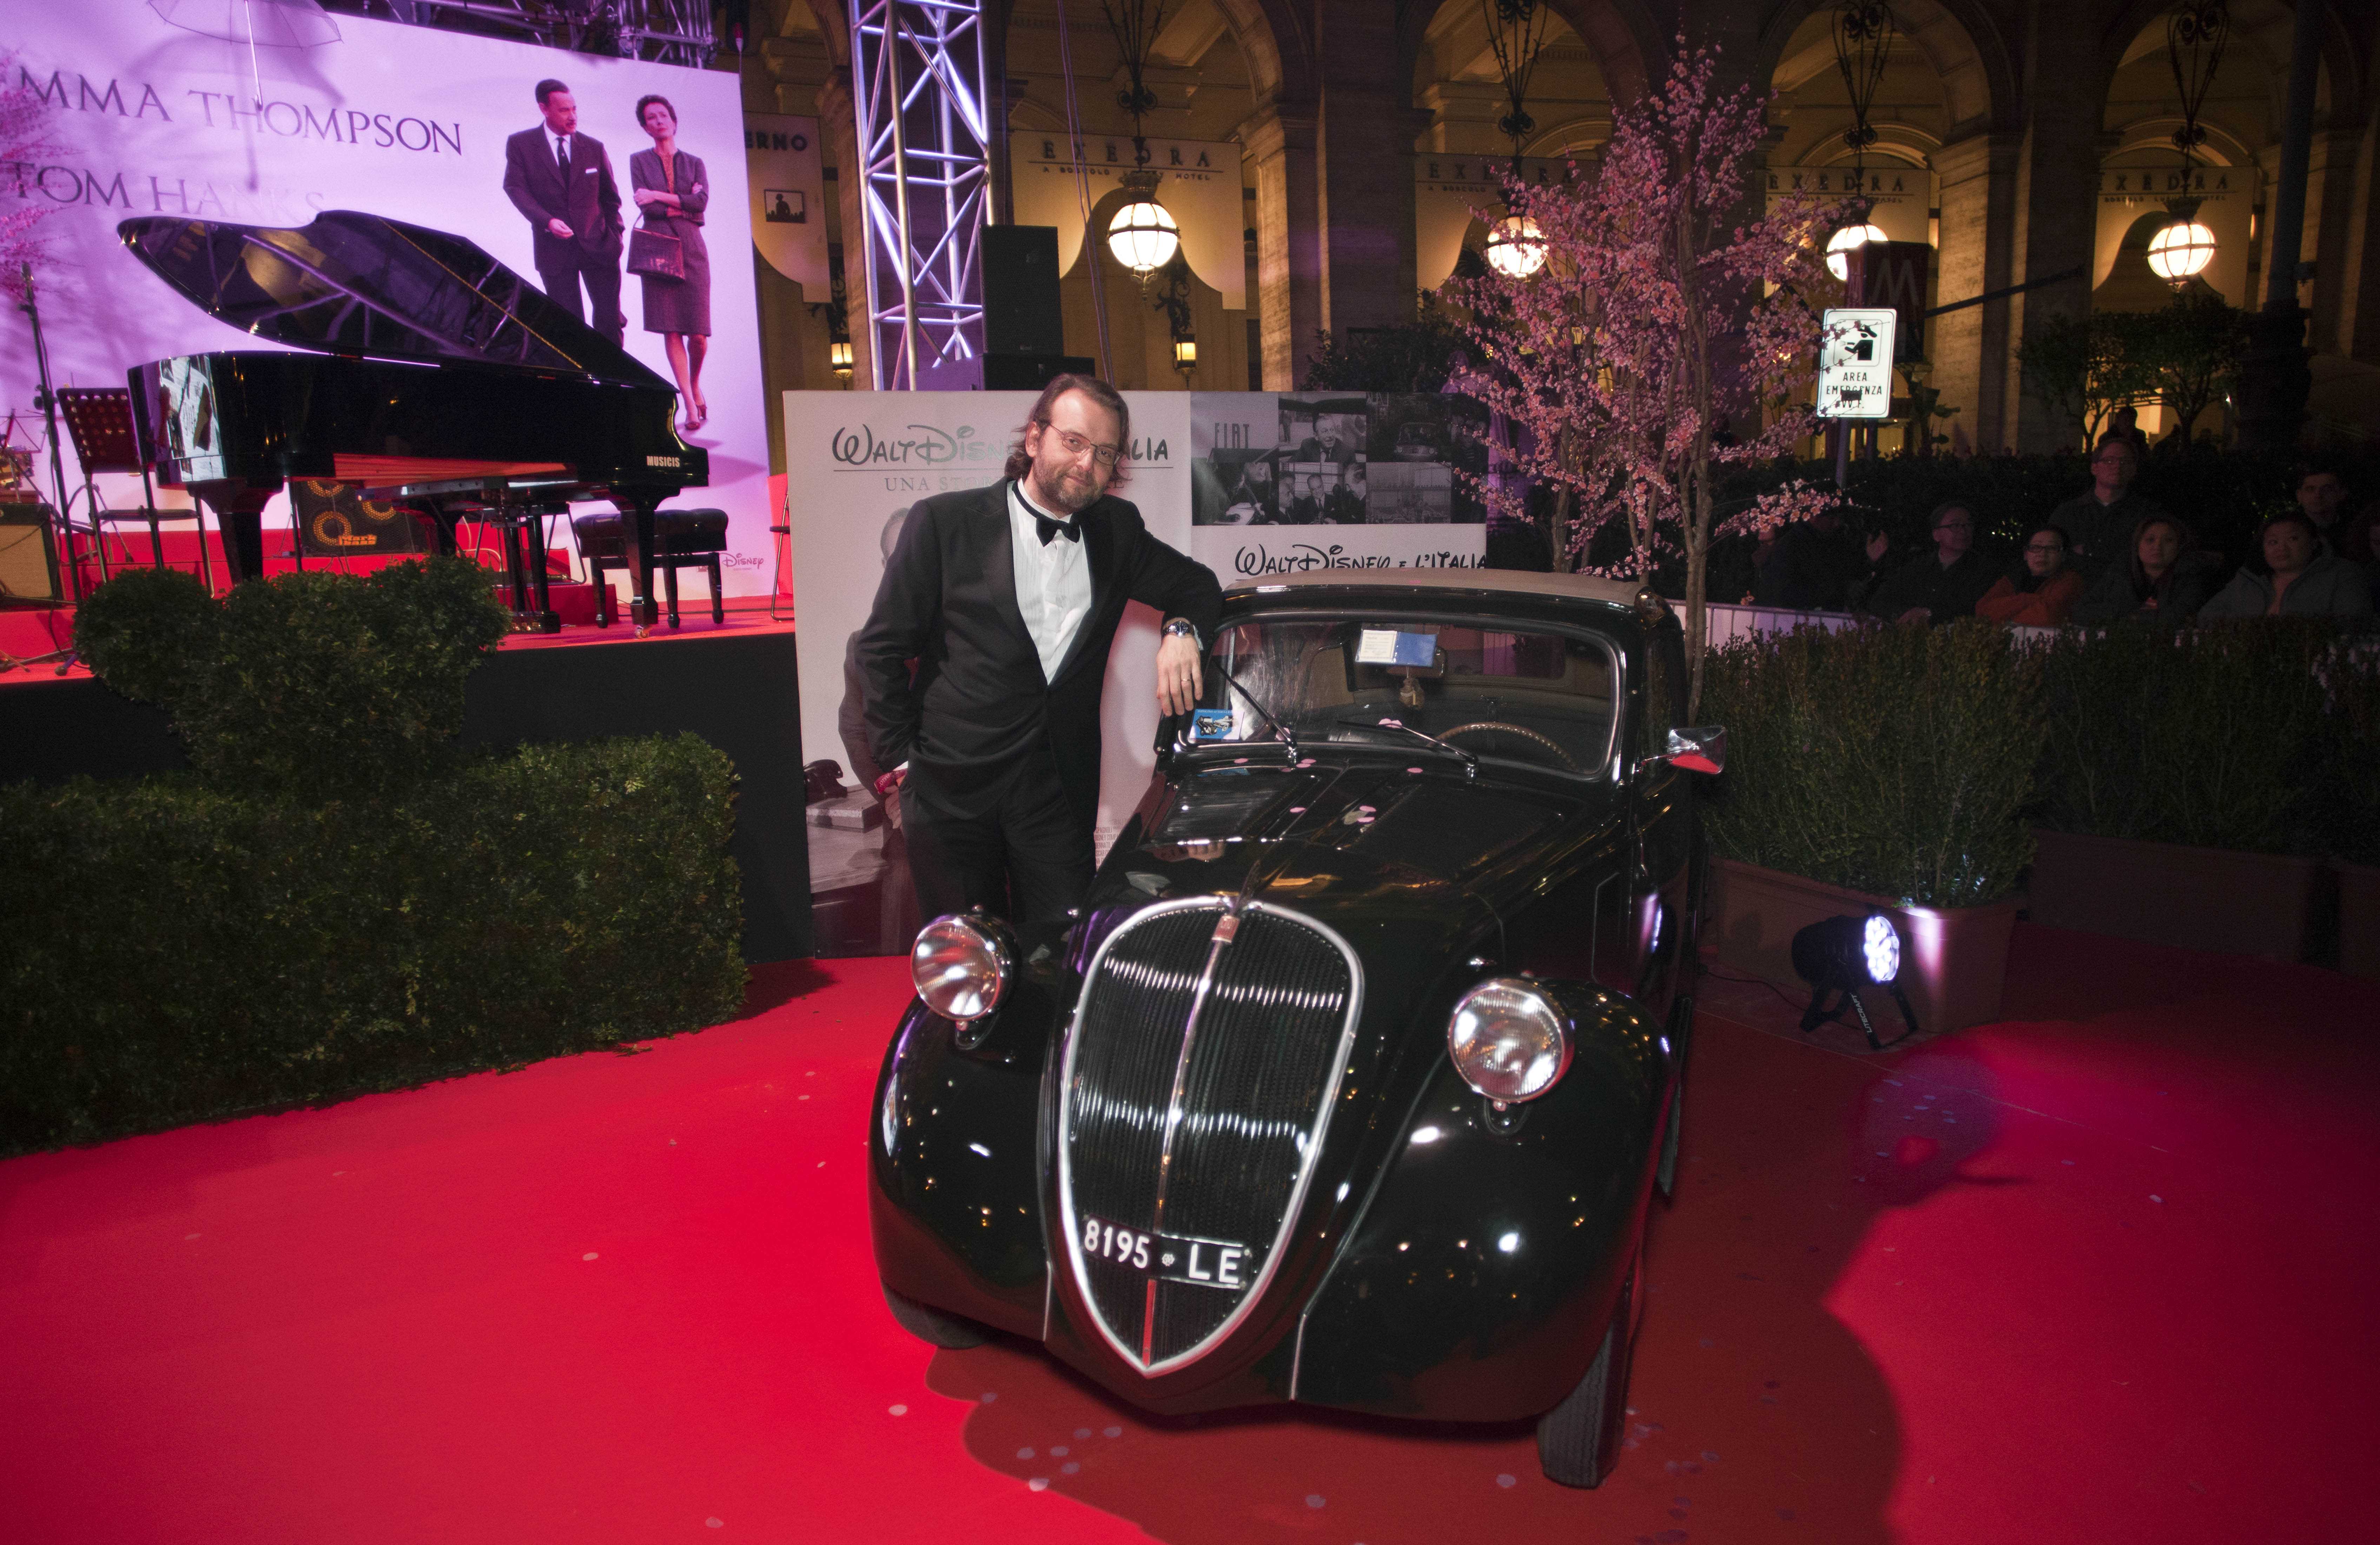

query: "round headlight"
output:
1860 914 1901 984
1447 978 1572 1104
911 914 1010 1024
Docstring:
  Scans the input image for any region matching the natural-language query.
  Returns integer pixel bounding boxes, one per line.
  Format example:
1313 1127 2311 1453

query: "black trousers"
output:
538 256 624 345
901 747 1093 926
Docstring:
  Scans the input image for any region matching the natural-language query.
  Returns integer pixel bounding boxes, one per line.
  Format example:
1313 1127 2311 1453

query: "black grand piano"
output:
119 210 706 630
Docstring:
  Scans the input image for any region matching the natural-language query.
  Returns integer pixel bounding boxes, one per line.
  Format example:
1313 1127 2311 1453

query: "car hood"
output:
1086 749 1616 962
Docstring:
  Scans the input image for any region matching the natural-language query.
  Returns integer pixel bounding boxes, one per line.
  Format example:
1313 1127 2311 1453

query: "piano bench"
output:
573 508 727 630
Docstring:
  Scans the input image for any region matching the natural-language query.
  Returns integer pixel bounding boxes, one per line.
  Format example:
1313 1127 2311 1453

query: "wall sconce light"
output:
1172 336 1197 376
830 339 853 377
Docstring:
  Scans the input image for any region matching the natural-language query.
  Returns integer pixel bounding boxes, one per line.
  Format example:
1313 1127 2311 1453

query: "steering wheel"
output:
1439 720 1580 772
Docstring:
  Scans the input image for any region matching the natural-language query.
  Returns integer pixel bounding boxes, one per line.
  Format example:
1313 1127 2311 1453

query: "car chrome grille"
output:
1058 899 1361 1375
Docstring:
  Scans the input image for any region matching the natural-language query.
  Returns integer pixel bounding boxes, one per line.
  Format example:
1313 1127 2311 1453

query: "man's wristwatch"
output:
1161 617 1200 643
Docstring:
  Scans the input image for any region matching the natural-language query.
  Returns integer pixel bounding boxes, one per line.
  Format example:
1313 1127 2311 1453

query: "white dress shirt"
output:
1009 480 1092 682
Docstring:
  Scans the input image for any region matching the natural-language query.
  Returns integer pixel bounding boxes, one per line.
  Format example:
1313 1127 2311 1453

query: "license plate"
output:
1079 1213 1260 1291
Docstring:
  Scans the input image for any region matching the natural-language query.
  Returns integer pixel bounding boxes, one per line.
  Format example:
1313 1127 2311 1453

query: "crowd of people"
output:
1748 439 2378 629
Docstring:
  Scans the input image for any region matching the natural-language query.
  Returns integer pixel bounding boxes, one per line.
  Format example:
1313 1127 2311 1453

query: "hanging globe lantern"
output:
1107 198 1180 276
1825 222 1888 282
1485 215 1546 278
2147 219 2217 284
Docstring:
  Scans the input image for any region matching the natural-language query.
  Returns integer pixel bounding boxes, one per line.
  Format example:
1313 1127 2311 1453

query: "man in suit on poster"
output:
501 79 626 343
857 375 1222 925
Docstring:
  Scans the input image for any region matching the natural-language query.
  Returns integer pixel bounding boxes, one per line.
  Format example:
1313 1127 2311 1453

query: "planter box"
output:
2336 860 2380 980
1707 858 2022 1036
2029 828 2329 964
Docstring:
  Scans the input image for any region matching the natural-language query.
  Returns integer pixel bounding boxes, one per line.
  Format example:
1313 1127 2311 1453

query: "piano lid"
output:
118 211 671 389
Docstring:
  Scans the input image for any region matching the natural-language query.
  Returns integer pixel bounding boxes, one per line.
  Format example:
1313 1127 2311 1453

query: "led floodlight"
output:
1789 912 1918 1051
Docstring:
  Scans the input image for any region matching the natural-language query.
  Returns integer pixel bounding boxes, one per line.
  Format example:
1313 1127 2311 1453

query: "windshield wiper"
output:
1334 716 1476 775
1208 660 1301 764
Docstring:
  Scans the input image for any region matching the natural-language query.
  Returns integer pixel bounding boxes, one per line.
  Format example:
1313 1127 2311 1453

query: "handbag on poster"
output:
628 218 683 280
627 154 686 280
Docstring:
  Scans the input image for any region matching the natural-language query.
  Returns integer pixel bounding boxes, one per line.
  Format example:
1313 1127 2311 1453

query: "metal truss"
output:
323 0 717 71
851 0 989 389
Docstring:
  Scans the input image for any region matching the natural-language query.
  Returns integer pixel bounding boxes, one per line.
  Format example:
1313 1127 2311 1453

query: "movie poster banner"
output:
4 1 772 593
1188 391 1488 580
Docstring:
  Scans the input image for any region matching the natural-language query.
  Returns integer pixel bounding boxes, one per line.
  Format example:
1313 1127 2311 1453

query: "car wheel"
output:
882 1283 990 1349
1535 1256 1639 1488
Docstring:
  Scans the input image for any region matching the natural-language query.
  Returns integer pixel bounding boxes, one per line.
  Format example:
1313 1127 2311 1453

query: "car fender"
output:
1287 978 1672 1423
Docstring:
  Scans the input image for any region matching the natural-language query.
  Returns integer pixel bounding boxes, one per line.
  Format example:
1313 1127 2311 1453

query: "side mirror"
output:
1649 725 1725 776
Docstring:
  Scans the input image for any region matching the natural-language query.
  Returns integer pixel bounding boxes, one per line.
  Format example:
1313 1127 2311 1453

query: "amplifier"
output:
0 505 64 603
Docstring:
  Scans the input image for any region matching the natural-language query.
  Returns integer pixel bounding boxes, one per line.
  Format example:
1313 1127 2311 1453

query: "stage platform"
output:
0 609 810 963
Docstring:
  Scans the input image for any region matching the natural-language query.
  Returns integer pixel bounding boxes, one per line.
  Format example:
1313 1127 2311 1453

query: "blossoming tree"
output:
1 54 59 278
1448 41 1847 713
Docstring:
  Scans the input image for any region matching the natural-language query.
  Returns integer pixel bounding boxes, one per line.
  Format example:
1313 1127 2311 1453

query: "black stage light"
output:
1790 912 1919 1051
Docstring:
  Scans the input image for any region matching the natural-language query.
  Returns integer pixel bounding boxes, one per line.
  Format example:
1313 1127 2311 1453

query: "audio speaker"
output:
982 355 1097 392
0 504 64 603
982 225 1065 357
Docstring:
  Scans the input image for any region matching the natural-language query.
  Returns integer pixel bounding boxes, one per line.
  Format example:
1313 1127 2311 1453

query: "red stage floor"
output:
1 927 2370 1543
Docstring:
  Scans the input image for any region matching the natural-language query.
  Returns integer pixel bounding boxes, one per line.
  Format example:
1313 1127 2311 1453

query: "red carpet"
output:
1 928 2370 1543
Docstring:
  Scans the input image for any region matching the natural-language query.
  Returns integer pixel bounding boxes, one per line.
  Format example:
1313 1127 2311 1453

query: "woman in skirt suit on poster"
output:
629 93 711 432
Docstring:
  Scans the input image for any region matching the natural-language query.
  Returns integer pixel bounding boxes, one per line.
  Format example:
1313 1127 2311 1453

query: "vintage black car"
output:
868 569 1723 1487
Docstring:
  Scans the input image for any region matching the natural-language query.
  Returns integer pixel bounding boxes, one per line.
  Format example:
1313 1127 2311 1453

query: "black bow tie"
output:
1034 513 1079 545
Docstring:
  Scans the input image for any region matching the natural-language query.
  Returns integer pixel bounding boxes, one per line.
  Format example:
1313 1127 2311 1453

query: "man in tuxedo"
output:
501 79 625 343
857 375 1222 925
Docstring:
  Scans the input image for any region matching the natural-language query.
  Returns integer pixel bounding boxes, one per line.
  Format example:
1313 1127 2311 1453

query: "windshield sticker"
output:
1355 629 1437 666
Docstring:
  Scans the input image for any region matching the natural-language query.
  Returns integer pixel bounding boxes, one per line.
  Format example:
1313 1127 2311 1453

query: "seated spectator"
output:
2294 462 2373 565
1975 523 2085 626
2199 511 2376 619
2072 514 2217 630
1750 505 1866 611
2048 439 2169 571
1859 501 1997 625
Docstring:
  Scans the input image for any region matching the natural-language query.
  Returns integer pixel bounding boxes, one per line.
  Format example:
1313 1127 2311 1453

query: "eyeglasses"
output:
2024 543 2064 554
2092 455 2132 468
1044 425 1122 468
1936 520 1974 532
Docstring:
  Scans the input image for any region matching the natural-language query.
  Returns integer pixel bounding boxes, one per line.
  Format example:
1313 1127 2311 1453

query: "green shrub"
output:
0 734 744 1155
1699 620 2042 907
72 557 510 794
2034 620 2364 858
2331 645 2380 868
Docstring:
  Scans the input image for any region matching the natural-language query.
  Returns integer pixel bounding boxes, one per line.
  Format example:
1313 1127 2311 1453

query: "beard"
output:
1030 456 1104 514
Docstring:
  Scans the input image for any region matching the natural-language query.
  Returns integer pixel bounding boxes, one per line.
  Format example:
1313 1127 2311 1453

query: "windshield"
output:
1197 614 1618 777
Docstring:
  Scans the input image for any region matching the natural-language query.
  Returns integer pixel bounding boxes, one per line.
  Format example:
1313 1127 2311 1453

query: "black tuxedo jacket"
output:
502 127 625 269
858 480 1223 830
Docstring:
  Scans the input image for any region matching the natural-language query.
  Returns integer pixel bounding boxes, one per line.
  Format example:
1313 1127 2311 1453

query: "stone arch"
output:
1396 0 1659 114
2097 0 2364 127
1750 0 2016 139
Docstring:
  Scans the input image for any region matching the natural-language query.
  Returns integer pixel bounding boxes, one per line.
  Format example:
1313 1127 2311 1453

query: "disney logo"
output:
830 422 993 467
1231 544 1484 575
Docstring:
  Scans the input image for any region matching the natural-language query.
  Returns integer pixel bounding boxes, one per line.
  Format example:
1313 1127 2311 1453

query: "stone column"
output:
816 68 877 392
2334 115 2380 361
1930 132 2021 453
1310 0 1423 341
1241 102 1324 389
2002 8 2109 452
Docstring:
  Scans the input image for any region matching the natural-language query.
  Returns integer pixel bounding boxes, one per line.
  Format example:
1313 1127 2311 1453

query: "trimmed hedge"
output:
2035 620 2375 859
0 734 744 1155
5 558 746 1156
1698 616 2378 915
1698 620 2043 908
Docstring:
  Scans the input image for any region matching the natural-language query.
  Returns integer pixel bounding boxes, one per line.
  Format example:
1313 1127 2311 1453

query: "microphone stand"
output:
15 261 88 673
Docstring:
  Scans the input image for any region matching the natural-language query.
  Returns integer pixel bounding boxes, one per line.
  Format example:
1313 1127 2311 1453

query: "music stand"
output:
57 386 213 593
